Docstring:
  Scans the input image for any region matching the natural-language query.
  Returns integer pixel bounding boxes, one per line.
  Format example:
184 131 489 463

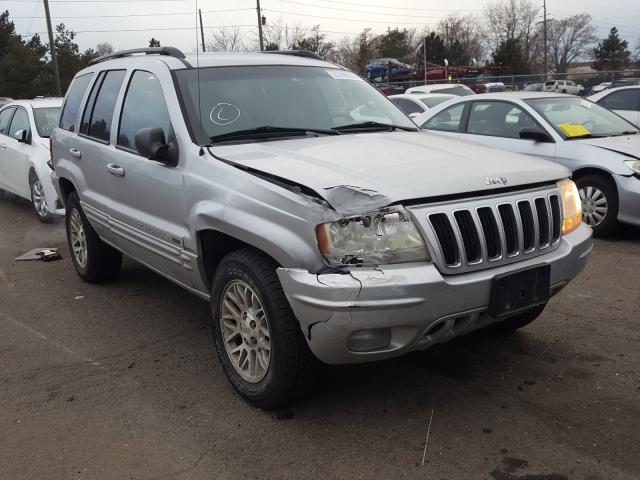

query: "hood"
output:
575 134 640 160
211 132 570 215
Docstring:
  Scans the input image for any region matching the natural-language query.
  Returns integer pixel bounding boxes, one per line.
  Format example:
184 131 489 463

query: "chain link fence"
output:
378 70 640 95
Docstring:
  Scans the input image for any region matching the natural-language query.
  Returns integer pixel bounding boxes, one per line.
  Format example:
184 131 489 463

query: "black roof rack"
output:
88 47 186 66
262 50 324 60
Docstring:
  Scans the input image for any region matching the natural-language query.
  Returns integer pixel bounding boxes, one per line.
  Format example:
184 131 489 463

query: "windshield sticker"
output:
326 69 361 81
558 123 591 137
580 100 592 109
210 103 241 126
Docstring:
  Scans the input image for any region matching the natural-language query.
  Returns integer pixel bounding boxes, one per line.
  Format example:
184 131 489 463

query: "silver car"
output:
51 48 592 408
415 92 640 236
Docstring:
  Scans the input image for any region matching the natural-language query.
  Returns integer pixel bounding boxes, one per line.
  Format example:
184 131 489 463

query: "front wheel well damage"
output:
198 229 280 289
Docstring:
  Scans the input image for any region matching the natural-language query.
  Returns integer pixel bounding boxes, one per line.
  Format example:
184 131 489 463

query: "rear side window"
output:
81 69 126 142
422 103 465 132
0 107 15 134
117 70 172 151
60 73 93 132
599 89 640 111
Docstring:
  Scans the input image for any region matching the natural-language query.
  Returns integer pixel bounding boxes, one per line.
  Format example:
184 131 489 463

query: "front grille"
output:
420 188 563 274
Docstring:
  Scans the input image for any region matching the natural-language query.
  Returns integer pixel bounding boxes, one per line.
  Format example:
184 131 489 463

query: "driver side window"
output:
467 101 538 139
422 104 465 132
118 70 172 153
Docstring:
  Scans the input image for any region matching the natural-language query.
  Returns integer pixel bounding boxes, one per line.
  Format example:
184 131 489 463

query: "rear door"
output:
597 89 640 127
0 106 16 191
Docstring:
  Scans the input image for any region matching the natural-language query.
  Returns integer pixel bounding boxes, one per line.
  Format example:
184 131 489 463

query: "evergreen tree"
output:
149 38 161 48
492 38 529 74
592 27 630 70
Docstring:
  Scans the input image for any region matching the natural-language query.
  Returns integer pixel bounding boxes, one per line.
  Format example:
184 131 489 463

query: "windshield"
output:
33 107 61 138
174 65 416 144
419 96 453 108
525 97 639 139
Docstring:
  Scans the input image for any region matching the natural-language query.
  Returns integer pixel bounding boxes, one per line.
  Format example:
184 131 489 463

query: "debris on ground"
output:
15 248 62 262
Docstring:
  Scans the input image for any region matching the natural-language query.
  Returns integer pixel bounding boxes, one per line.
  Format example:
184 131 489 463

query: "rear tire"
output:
210 247 318 409
65 191 122 283
575 174 618 237
29 172 53 223
487 304 546 333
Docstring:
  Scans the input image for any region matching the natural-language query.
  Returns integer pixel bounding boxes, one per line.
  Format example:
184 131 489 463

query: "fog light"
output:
347 328 391 352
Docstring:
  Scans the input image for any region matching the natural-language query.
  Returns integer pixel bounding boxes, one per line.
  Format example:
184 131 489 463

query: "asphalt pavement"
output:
1 191 639 480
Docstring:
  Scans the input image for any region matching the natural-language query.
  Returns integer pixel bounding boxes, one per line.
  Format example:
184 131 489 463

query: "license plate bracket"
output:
489 264 551 318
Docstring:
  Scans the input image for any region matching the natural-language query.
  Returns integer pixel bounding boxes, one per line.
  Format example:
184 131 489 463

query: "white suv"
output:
543 80 584 96
0 98 64 221
51 48 592 408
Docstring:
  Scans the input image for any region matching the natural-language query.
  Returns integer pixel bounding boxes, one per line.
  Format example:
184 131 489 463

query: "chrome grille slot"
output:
414 186 564 274
454 210 481 263
535 197 550 247
549 195 561 243
498 204 519 256
477 207 501 259
429 213 460 266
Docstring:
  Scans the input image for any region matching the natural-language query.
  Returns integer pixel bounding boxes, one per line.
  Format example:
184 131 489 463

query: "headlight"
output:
316 206 430 266
556 178 582 235
623 159 640 176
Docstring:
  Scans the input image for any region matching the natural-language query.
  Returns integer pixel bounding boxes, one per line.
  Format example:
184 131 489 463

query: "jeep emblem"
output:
485 176 508 186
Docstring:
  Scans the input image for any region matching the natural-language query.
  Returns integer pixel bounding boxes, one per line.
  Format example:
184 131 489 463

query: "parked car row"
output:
0 98 63 221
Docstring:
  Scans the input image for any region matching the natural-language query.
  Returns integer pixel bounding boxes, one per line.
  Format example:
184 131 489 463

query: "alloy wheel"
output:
579 185 608 227
220 279 271 383
32 179 48 218
69 209 88 269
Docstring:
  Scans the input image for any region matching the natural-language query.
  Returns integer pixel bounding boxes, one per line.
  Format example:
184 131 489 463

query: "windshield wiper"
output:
210 126 340 143
615 130 639 136
565 133 608 140
334 121 417 132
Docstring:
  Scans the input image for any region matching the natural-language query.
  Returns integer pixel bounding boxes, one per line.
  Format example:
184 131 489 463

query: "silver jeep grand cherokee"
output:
51 47 592 408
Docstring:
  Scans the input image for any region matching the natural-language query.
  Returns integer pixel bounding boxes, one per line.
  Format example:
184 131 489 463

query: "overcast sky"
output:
5 0 640 56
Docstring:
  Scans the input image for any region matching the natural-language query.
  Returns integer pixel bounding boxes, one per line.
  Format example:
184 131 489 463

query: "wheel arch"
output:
57 177 77 206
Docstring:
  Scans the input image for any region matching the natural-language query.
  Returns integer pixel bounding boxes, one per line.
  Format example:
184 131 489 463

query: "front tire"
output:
210 248 318 409
65 191 122 283
29 172 53 223
575 174 618 237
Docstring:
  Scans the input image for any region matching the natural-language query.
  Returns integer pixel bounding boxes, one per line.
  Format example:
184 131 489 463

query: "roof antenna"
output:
195 0 204 155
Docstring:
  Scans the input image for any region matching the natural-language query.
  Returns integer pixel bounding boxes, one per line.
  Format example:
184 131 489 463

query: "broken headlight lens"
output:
315 206 430 266
623 159 640 176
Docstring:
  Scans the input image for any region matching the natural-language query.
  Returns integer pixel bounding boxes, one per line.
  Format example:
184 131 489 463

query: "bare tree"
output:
547 14 597 73
482 0 541 70
206 26 245 52
437 15 485 64
95 42 114 56
260 17 307 50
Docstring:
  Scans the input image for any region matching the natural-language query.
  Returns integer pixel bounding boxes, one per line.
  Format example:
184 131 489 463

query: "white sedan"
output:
588 86 640 127
414 92 640 237
388 93 456 120
0 98 64 221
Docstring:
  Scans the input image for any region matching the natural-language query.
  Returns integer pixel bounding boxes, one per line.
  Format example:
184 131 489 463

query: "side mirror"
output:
519 127 553 143
134 127 178 166
14 129 30 144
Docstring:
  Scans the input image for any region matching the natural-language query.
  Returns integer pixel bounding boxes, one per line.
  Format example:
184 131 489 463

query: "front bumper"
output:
278 223 592 364
616 174 640 226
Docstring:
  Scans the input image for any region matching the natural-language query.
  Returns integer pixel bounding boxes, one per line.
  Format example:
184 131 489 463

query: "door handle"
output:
69 148 82 159
106 163 125 177
0 143 7 150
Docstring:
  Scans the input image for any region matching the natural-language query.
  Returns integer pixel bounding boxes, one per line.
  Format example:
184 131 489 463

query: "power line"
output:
275 0 482 13
12 8 255 19
263 8 455 24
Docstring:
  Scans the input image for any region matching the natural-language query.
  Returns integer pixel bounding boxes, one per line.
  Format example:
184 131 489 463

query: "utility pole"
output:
423 36 427 84
198 9 206 52
256 0 264 51
543 0 548 75
43 0 61 96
